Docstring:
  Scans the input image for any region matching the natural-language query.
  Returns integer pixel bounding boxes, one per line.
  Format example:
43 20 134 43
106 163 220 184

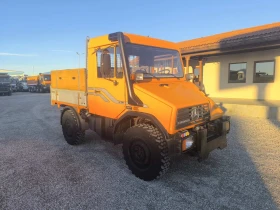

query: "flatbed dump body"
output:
26 76 38 86
51 68 87 109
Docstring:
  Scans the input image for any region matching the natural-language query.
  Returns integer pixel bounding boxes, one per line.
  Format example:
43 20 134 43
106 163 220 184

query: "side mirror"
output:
186 73 194 81
100 53 111 77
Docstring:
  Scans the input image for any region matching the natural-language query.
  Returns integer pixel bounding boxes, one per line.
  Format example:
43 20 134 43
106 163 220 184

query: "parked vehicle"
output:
0 73 12 96
50 32 231 181
10 78 19 92
18 81 29 92
27 73 51 93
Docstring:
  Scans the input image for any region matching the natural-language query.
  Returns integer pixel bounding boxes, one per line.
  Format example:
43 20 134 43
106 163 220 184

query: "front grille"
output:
176 104 210 129
0 87 9 91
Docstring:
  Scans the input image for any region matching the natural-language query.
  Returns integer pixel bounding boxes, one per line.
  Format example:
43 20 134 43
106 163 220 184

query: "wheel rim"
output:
129 140 151 170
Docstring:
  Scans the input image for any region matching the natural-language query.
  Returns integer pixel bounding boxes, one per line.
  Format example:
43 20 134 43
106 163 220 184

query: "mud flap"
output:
197 121 228 161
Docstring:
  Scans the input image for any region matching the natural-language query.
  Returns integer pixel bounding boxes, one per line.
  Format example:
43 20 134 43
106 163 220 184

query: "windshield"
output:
43 75 51 81
0 77 10 82
125 43 183 78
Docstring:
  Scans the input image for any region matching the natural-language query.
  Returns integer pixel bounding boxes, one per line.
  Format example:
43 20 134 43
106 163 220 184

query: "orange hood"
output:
134 81 209 109
134 80 224 121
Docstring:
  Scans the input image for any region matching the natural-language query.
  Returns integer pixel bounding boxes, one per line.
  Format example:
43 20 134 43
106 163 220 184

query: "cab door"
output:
87 45 126 119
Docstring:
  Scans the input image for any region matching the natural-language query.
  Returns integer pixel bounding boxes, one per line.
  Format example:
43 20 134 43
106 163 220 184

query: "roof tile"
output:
178 22 280 52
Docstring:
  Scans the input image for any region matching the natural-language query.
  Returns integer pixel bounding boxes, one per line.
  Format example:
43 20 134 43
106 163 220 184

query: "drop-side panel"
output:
50 68 88 108
51 88 87 107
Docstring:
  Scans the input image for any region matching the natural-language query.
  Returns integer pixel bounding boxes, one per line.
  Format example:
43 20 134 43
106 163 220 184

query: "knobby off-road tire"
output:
123 123 170 181
61 109 85 145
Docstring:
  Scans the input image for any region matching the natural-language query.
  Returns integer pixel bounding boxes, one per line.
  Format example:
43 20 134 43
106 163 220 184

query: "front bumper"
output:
0 88 11 93
167 115 230 160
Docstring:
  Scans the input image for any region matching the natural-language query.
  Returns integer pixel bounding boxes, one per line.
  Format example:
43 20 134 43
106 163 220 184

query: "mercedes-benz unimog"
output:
27 73 51 93
0 73 12 96
51 32 230 181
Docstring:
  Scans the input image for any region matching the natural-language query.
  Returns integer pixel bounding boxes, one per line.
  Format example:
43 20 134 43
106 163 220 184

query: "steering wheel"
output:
139 68 147 72
158 69 171 74
134 68 148 73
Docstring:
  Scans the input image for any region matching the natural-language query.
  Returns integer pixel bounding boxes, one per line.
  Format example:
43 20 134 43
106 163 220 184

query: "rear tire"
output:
61 109 85 145
122 123 170 181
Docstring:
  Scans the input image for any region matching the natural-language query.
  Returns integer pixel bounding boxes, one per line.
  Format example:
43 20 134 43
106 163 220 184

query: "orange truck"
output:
50 32 230 181
27 73 51 93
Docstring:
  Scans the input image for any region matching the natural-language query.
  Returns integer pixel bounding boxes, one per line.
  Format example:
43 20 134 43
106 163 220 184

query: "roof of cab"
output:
88 32 179 51
123 33 179 50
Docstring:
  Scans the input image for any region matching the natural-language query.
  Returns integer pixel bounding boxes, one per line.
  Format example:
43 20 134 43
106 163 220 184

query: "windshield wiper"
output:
166 73 180 79
135 70 159 80
142 72 159 80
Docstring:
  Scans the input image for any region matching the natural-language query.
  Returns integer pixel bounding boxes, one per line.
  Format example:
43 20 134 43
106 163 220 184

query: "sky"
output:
0 0 279 75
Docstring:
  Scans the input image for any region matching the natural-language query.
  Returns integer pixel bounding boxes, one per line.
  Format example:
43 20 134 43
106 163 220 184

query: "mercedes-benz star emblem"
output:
191 107 199 120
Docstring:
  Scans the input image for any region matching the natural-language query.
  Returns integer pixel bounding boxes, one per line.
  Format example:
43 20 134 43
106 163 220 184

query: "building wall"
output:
202 48 280 101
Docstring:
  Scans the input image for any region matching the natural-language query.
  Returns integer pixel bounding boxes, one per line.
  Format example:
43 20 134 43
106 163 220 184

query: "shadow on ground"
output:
0 93 279 209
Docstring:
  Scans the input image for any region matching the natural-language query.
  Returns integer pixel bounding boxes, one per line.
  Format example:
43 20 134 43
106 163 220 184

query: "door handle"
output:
94 90 101 93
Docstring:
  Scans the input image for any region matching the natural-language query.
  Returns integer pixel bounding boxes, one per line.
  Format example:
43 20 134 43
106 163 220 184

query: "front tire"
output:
61 109 85 145
122 123 170 181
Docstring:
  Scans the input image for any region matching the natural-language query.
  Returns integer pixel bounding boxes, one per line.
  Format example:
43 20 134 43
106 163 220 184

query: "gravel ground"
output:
0 92 279 210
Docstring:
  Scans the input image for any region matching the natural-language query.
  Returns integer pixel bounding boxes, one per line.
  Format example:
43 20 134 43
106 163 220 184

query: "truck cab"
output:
51 32 230 181
38 73 51 92
0 73 12 96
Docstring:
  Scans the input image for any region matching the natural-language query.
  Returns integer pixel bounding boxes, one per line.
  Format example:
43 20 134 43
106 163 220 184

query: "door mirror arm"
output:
104 78 118 86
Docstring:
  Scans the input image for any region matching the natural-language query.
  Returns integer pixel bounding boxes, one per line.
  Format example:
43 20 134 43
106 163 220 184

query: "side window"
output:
96 47 114 78
116 46 123 78
253 60 275 83
228 62 247 83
